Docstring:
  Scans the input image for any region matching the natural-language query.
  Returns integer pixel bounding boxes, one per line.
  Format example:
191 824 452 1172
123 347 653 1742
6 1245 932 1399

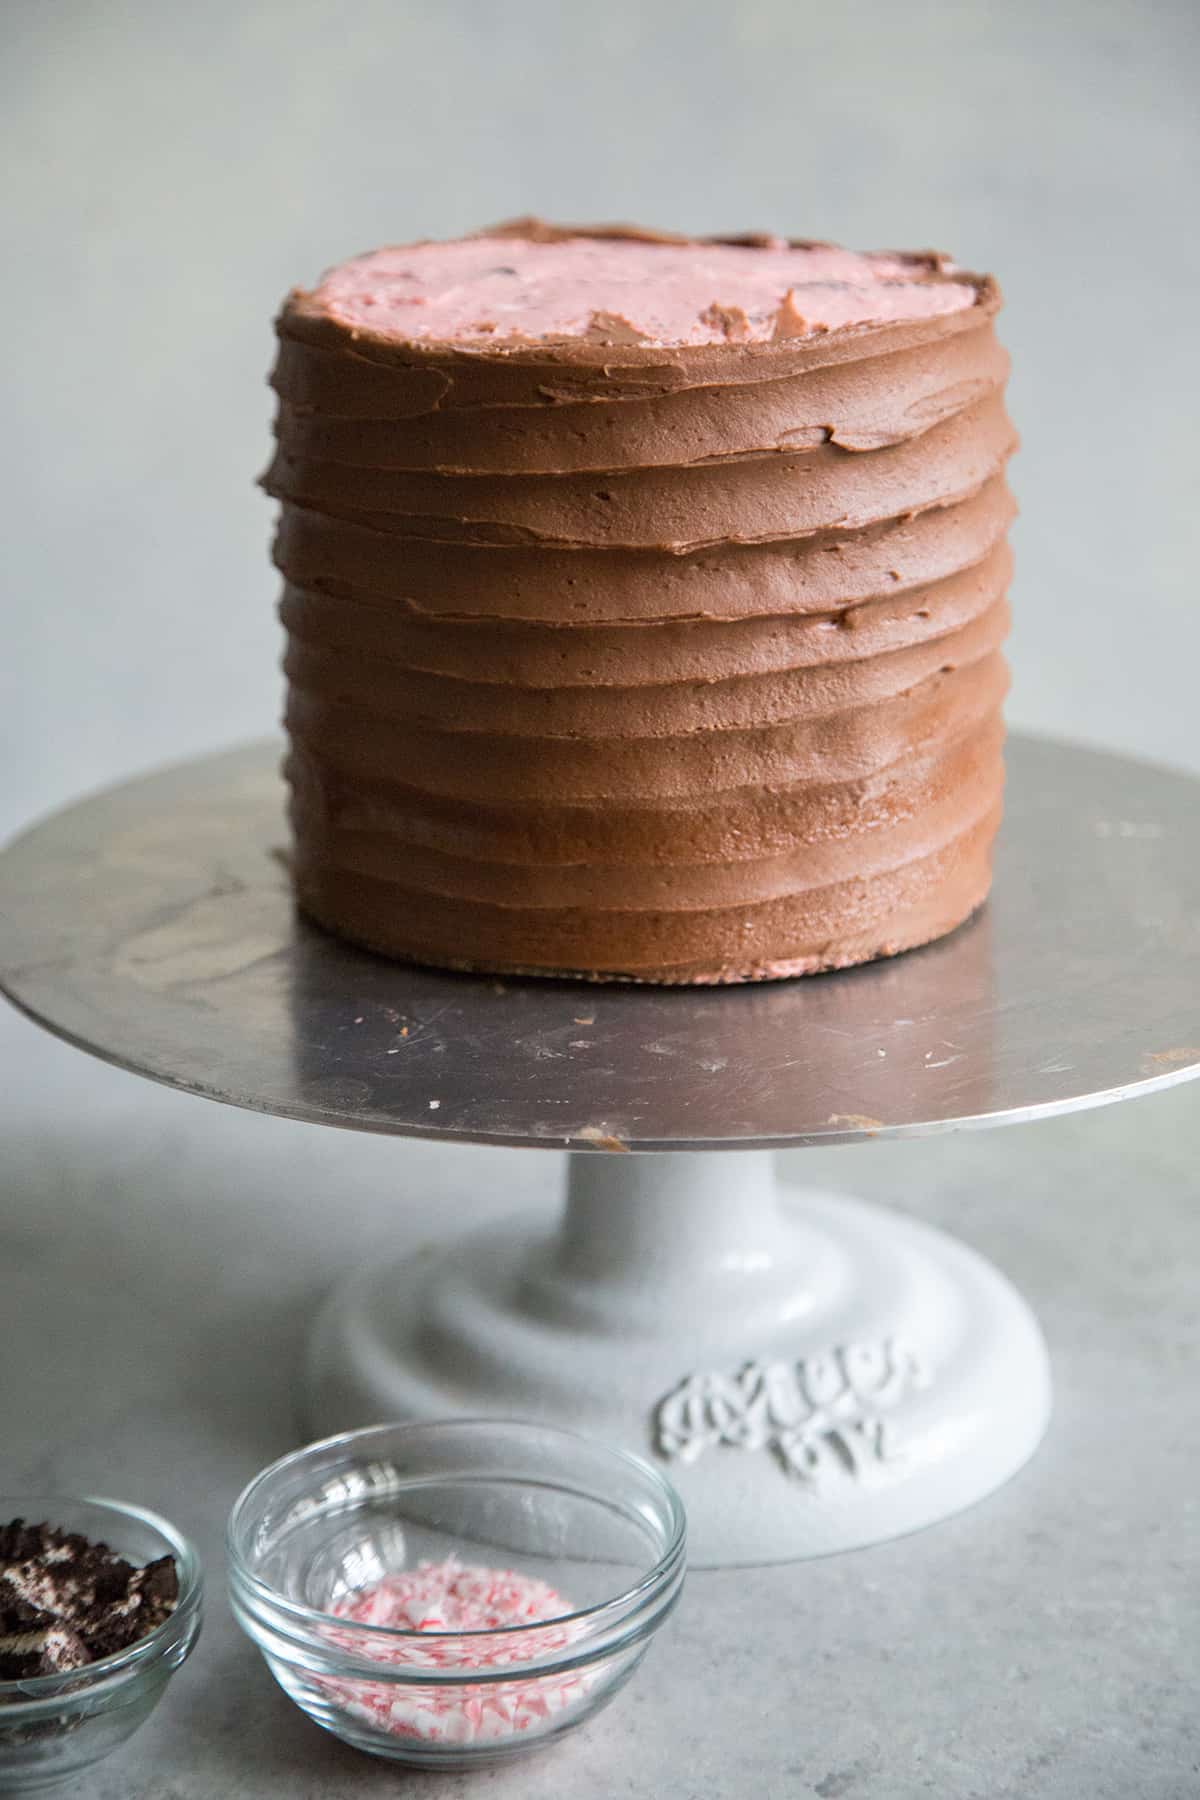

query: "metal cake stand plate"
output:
3 735 1199 1564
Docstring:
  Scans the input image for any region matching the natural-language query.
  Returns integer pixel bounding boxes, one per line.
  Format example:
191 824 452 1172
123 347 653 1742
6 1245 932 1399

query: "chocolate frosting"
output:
271 221 1015 981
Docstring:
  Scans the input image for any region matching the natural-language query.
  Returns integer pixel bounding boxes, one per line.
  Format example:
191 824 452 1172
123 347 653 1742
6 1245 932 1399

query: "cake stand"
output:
2 734 1198 1565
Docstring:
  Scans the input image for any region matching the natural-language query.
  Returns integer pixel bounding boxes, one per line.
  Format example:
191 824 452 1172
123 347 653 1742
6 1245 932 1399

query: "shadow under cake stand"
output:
2 733 1198 1565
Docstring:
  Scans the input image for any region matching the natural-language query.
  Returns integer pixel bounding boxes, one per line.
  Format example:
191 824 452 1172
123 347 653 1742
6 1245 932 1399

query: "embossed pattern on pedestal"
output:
656 1340 928 1487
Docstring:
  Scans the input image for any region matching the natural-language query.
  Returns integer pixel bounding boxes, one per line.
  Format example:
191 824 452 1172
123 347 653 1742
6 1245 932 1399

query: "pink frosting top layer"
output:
311 233 978 349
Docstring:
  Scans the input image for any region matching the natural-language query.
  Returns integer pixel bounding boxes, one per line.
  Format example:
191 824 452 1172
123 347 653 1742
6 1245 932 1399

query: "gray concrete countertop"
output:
1 1013 1197 1800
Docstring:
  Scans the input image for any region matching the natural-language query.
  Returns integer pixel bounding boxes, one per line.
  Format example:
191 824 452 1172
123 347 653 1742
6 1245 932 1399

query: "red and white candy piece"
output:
320 1557 592 1745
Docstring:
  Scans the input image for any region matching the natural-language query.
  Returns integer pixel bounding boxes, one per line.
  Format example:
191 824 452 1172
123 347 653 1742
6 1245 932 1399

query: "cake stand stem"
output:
560 1148 779 1276
308 1147 1051 1565
550 1151 815 1329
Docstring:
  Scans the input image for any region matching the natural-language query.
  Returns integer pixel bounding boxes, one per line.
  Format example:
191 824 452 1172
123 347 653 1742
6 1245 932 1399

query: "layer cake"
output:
268 221 1015 982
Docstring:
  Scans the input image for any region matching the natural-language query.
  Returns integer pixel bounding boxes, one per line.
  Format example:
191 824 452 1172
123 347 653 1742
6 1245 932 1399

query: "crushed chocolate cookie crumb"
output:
0 1520 178 1681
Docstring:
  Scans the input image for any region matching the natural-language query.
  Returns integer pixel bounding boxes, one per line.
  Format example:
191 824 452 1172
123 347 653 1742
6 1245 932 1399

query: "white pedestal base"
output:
307 1153 1051 1565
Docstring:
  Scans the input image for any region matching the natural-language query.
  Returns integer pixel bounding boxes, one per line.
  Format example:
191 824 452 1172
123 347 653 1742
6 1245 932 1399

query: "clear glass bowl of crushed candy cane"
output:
227 1420 687 1769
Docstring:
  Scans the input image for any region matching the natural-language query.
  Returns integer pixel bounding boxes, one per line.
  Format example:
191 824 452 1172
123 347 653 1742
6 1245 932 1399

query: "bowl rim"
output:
0 1493 204 1707
226 1417 687 1644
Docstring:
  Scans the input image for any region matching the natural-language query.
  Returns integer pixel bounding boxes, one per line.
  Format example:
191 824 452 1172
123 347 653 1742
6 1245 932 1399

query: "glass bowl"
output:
227 1419 687 1770
0 1496 203 1794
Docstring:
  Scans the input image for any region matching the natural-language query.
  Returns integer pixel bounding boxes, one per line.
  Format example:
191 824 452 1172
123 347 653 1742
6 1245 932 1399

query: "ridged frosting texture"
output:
268 222 1015 982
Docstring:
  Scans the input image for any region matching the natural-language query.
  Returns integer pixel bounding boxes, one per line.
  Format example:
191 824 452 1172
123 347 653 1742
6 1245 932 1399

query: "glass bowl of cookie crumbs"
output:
0 1498 203 1792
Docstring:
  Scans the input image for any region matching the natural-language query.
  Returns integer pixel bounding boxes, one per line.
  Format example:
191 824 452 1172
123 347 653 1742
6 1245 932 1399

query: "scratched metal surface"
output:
0 734 1197 1149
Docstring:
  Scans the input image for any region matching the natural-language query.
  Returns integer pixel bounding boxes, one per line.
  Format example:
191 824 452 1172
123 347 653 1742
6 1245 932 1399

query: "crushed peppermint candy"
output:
333 1558 569 1641
321 1557 592 1744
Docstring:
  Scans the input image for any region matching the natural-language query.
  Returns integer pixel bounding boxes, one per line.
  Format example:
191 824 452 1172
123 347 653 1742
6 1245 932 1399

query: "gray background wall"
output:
3 0 1198 841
